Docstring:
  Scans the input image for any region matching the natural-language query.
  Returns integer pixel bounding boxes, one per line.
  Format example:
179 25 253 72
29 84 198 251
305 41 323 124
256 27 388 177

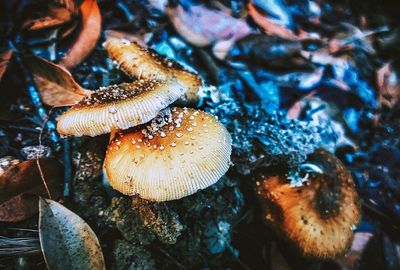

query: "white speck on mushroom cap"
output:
104 107 232 201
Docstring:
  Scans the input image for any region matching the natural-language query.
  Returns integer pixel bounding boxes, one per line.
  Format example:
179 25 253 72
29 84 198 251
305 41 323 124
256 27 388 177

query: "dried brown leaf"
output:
248 3 297 40
0 159 63 222
0 50 13 82
25 55 90 107
166 5 251 47
21 0 78 32
377 63 400 108
0 159 63 204
59 0 102 69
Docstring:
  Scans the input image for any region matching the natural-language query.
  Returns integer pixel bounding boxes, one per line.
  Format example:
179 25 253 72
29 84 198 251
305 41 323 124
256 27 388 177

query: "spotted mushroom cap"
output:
103 38 203 103
57 79 185 137
104 107 232 201
256 149 361 259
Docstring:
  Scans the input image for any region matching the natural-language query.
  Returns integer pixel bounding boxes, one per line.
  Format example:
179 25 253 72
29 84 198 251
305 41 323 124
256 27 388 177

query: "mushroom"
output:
103 38 205 103
255 148 361 259
104 107 232 201
57 79 185 137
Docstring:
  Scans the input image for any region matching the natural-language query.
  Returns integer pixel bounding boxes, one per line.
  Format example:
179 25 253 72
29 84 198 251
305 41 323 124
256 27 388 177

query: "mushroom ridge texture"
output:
105 107 232 201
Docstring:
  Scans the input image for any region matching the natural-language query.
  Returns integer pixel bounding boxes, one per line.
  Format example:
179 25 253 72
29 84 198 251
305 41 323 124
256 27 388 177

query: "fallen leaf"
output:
248 3 298 40
0 159 63 222
166 5 251 47
21 0 78 32
148 0 168 12
25 55 91 107
377 63 400 108
0 50 13 82
0 159 63 204
251 0 293 28
39 198 105 270
228 34 309 71
59 0 102 69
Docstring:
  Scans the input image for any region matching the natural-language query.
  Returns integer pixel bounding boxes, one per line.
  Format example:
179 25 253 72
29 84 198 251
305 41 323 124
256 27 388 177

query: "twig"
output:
36 111 54 199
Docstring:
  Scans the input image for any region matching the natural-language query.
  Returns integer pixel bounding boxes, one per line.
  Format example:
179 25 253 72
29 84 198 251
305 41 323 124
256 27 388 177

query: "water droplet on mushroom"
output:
176 133 183 138
108 106 117 114
159 145 165 151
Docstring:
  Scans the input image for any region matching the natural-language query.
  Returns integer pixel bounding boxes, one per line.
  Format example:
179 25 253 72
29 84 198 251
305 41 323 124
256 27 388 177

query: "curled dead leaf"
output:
60 0 102 69
0 158 63 222
248 3 298 40
166 5 251 47
39 198 105 270
0 50 13 82
0 158 63 204
25 55 91 107
228 34 308 71
377 63 400 108
21 0 78 32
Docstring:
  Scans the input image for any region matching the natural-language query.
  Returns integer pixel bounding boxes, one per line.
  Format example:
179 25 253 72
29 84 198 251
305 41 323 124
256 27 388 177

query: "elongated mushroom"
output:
104 107 232 201
256 149 361 259
57 79 185 137
103 38 204 103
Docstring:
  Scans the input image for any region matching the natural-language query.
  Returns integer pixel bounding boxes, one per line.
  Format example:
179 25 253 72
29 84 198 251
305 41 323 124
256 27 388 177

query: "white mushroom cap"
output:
57 79 185 137
104 107 232 201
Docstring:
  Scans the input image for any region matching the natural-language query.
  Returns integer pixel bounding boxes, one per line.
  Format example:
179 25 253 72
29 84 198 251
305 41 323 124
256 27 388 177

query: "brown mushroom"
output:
103 38 204 103
255 148 361 259
57 79 185 137
104 107 232 201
